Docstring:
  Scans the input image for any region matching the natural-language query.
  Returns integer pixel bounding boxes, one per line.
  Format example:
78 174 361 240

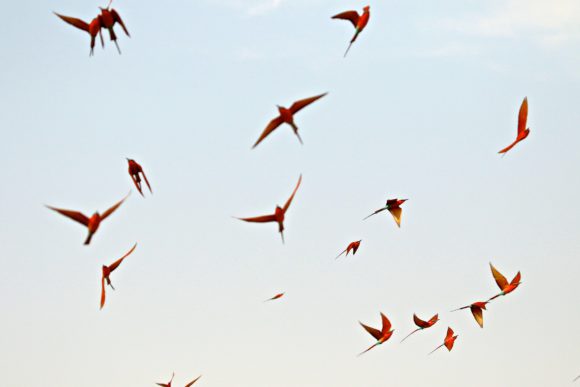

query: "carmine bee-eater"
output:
332 6 371 57
363 198 407 228
236 174 302 243
498 97 530 155
400 313 439 342
252 94 327 148
487 263 521 302
264 293 285 302
46 192 130 245
428 327 458 355
451 301 488 328
100 243 137 309
335 240 362 259
156 372 175 387
126 158 152 197
358 312 394 356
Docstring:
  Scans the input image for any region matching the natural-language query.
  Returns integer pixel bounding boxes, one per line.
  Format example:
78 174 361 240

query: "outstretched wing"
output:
428 314 439 325
283 175 302 212
471 306 484 328
446 327 454 340
332 10 360 27
101 192 130 220
141 170 152 194
289 93 327 114
185 375 202 387
517 97 528 135
359 322 382 341
111 9 130 36
490 263 508 290
237 214 277 223
54 12 90 32
108 243 137 273
100 276 106 309
380 313 392 333
498 139 518 154
511 271 521 286
413 314 428 328
46 205 89 226
388 207 403 227
252 116 284 148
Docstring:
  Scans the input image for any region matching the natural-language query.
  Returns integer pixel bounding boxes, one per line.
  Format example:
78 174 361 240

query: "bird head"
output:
363 6 370 12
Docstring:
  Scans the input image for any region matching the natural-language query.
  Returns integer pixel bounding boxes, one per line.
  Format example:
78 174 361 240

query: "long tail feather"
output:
400 329 420 343
428 344 444 355
358 342 379 356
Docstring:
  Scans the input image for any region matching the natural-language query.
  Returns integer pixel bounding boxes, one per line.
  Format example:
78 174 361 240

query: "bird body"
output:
451 301 488 328
498 97 530 154
336 240 362 259
401 313 439 342
127 158 152 197
100 243 137 309
487 263 521 301
364 198 408 227
265 293 285 302
332 6 371 56
428 327 458 355
359 312 394 355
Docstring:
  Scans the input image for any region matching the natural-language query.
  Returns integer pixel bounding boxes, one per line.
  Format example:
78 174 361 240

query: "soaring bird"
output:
487 263 521 302
332 6 371 57
363 198 407 227
252 94 327 148
451 301 488 328
428 327 458 355
335 240 362 259
126 158 152 197
358 312 394 355
400 313 439 342
498 97 530 155
264 293 285 302
156 373 175 387
100 243 137 309
46 192 130 245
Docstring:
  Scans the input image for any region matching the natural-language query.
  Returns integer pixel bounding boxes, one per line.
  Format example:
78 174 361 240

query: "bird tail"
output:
84 232 94 245
290 122 303 145
344 30 360 57
335 249 347 260
428 344 444 355
400 329 420 343
357 342 379 356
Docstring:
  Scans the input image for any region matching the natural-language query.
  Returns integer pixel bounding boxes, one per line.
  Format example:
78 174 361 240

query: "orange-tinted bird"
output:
157 372 174 387
451 301 488 328
100 243 137 309
332 6 371 57
400 313 439 342
428 327 458 355
252 94 327 148
487 263 521 302
335 240 362 260
46 192 130 245
264 293 285 302
358 312 394 356
184 375 202 387
498 97 530 155
364 198 407 228
236 175 302 243
127 158 152 197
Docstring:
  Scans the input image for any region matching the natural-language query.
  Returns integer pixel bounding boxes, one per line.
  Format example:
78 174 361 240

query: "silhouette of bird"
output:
428 327 458 355
451 301 488 328
487 263 521 302
401 313 439 342
332 6 371 57
100 243 137 309
264 293 285 302
335 240 362 259
156 372 174 387
127 158 152 197
358 312 394 356
363 198 408 227
498 97 530 155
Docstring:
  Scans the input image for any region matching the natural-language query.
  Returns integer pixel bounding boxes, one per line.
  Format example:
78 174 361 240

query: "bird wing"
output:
111 9 130 36
490 263 509 290
331 11 360 27
141 170 153 193
428 314 439 326
252 116 284 148
359 322 383 341
517 97 528 135
363 207 388 220
289 93 327 114
46 205 89 226
413 314 428 328
237 214 277 223
184 375 202 387
108 243 137 273
471 306 484 328
511 271 521 286
130 173 143 196
54 13 90 32
101 192 130 220
446 327 454 340
380 313 392 333
100 276 106 309
388 207 403 227
283 174 302 212
498 139 519 154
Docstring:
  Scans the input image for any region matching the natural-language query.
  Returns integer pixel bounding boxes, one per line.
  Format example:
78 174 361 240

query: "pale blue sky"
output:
1 0 580 386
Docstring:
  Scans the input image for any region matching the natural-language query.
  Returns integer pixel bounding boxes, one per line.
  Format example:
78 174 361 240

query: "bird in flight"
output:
358 312 394 356
264 293 285 302
236 175 302 243
451 301 488 328
335 240 362 259
487 263 521 302
401 313 439 342
156 372 175 387
126 158 152 197
252 94 327 148
100 243 137 309
573 375 580 383
498 97 530 155
363 198 408 227
428 327 458 355
46 192 130 245
332 5 371 57
184 375 202 386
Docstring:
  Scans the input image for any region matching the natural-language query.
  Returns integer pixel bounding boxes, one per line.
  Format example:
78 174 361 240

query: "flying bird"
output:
335 240 362 259
46 192 130 245
428 327 458 355
100 243 137 309
451 301 488 328
332 6 371 57
264 293 285 302
156 372 175 387
363 198 408 227
236 175 302 243
358 312 394 356
127 158 152 197
400 313 439 342
498 97 530 155
573 375 580 382
487 263 521 302
252 94 327 148
184 375 202 387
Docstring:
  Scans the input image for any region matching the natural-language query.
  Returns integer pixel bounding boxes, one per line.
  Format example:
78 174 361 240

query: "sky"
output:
1 0 580 386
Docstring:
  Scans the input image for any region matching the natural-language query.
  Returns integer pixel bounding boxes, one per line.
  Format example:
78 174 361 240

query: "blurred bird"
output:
401 313 439 342
46 192 130 245
100 243 137 309
127 158 152 197
252 94 327 148
156 373 174 387
451 301 488 328
332 5 371 57
363 198 408 227
335 240 362 259
264 293 285 302
358 312 394 356
573 375 580 382
184 375 202 387
498 97 530 155
428 327 458 355
487 263 521 302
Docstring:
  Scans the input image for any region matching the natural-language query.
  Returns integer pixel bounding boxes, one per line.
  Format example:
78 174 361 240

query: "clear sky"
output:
1 0 580 386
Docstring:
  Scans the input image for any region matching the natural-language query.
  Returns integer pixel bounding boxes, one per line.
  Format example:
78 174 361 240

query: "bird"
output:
498 97 530 155
487 263 521 302
156 372 175 387
363 198 408 227
428 327 458 355
335 240 362 259
126 158 152 197
573 375 580 382
100 243 137 309
400 313 439 342
236 175 302 243
264 293 285 302
358 312 394 356
252 94 327 148
332 6 371 57
46 192 130 245
451 301 488 328
184 375 202 387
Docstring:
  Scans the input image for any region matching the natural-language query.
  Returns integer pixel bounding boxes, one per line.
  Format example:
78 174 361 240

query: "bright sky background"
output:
1 0 580 386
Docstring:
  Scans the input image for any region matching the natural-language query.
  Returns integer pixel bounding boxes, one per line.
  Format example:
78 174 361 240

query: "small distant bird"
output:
573 375 580 382
358 312 394 356
335 240 362 259
126 158 152 197
264 293 285 302
156 373 175 387
252 94 327 148
332 6 371 57
184 375 202 387
487 263 521 302
236 175 302 243
363 198 408 227
498 97 530 155
46 192 130 245
401 313 439 342
100 243 137 309
451 301 488 328
428 327 458 355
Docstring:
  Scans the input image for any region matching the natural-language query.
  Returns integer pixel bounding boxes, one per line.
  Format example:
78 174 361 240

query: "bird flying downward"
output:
100 243 136 309
363 198 407 228
358 312 394 356
428 327 458 355
451 301 488 328
236 174 302 243
335 240 362 259
332 5 371 57
487 263 521 302
498 97 530 155
126 158 152 197
252 94 327 148
156 372 175 387
264 293 285 302
400 313 439 342
46 192 130 245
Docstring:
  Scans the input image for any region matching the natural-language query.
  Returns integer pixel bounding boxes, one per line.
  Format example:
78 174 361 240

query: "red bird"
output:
487 263 521 302
428 327 458 355
332 6 371 57
358 312 394 356
157 373 175 387
400 313 439 342
451 301 488 328
54 0 130 55
498 97 530 155
264 293 285 302
184 375 202 387
126 158 152 197
236 175 302 243
46 192 130 245
363 198 408 228
252 94 327 148
100 243 137 309
335 240 362 259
